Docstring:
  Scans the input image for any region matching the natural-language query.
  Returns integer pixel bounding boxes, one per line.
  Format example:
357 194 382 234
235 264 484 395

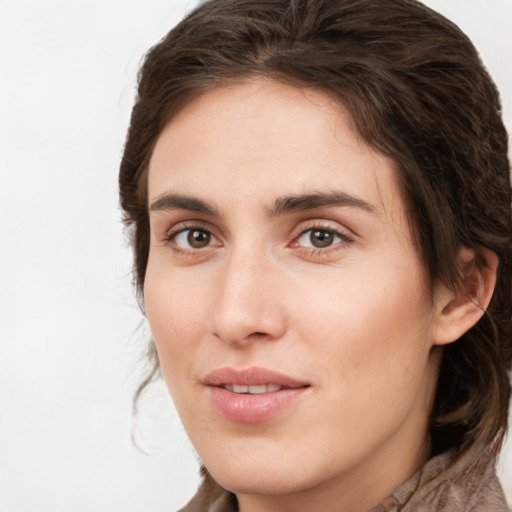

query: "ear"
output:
431 247 498 346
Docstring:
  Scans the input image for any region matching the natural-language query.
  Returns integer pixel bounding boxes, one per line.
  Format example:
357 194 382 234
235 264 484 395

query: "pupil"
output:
311 230 333 248
188 230 210 248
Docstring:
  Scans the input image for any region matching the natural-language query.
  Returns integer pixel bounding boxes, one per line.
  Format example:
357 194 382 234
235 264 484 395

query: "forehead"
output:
148 79 405 224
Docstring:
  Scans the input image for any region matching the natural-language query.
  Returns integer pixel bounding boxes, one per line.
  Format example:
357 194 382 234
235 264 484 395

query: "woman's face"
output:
145 80 445 509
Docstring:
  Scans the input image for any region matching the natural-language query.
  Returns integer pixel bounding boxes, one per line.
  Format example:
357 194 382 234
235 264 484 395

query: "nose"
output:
209 249 287 347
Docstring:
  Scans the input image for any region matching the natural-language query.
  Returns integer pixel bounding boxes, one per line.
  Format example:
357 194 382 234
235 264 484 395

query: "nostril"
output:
242 331 273 343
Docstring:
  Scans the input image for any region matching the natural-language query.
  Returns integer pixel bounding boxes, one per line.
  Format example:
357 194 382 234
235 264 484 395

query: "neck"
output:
236 432 429 512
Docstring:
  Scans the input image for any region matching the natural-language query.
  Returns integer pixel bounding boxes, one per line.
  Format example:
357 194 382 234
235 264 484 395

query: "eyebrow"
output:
149 193 219 216
269 191 376 216
148 190 376 217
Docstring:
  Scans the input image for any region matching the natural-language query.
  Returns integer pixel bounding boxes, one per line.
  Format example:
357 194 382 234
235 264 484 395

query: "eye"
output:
297 228 345 249
172 228 219 250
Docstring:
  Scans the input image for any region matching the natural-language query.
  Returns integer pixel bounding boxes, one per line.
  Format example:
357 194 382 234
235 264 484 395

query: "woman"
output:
119 0 512 510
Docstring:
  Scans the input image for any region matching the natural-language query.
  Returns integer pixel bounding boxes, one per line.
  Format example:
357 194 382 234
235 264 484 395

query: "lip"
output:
203 367 310 423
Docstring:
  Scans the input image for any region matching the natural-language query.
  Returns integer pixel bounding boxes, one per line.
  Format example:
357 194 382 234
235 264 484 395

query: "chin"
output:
211 465 310 496
199 442 332 498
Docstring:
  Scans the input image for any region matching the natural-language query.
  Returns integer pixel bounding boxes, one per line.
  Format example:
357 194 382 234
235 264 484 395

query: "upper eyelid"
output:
291 219 355 239
297 227 348 240
164 220 218 239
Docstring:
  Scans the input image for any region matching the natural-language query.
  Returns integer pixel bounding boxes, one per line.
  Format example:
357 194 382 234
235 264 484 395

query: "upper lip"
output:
202 367 309 388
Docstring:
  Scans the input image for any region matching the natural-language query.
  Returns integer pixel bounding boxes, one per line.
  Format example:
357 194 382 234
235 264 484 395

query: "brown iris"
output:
187 229 211 248
310 229 334 248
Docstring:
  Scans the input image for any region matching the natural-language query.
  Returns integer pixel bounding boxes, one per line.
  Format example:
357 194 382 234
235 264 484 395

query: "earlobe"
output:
432 247 498 346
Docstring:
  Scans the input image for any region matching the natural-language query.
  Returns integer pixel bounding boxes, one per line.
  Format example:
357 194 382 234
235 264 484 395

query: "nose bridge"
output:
210 243 286 345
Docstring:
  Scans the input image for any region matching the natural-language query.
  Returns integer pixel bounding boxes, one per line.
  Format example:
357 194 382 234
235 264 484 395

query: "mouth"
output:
203 366 309 389
222 384 283 394
203 367 310 423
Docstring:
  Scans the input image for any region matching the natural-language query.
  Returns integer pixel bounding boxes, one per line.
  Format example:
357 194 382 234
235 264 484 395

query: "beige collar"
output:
180 448 509 512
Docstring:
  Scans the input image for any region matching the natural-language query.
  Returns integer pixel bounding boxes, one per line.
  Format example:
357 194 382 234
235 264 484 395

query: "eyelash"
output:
163 222 220 255
162 221 354 257
290 222 354 256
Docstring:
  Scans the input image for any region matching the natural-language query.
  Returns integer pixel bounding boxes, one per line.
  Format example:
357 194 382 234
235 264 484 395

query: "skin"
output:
143 79 489 512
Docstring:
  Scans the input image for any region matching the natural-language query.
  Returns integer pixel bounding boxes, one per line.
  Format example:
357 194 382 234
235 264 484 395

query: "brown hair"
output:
120 0 512 457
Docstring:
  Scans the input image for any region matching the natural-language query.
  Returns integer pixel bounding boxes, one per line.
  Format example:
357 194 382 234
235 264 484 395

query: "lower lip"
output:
208 386 308 423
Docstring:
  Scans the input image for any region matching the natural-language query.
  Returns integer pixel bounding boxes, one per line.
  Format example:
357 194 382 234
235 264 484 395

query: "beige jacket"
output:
179 449 510 511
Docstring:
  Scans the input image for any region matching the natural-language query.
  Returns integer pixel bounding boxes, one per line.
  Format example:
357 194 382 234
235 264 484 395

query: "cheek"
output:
144 263 210 381
295 259 432 389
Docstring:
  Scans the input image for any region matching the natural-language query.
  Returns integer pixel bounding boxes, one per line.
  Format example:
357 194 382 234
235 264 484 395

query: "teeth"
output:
247 385 266 394
224 384 283 394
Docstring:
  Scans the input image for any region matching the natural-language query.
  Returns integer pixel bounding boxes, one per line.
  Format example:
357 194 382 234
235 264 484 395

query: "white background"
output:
0 1 511 510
